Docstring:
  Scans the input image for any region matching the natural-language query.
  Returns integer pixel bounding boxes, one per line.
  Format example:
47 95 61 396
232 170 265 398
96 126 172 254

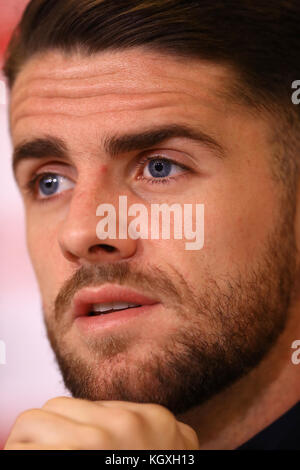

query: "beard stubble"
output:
44 200 298 415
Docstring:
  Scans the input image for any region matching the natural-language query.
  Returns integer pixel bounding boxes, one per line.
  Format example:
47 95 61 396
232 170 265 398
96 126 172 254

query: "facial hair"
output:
44 201 297 416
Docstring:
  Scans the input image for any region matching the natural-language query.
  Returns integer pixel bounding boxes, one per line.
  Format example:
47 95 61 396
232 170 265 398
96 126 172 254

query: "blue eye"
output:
148 159 172 178
38 173 74 198
39 175 59 196
143 158 184 179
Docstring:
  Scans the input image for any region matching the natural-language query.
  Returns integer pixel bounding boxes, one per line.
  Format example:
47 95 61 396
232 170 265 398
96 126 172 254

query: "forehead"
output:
10 47 235 144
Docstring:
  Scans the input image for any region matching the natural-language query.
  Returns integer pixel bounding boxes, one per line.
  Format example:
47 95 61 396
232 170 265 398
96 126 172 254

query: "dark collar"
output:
237 401 300 450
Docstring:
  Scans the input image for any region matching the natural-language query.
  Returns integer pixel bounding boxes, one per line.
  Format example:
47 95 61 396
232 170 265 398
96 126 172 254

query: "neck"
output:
177 300 300 450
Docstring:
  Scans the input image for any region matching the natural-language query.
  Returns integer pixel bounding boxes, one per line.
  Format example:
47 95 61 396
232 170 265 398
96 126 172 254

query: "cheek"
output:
26 212 68 301
147 187 277 286
199 187 277 276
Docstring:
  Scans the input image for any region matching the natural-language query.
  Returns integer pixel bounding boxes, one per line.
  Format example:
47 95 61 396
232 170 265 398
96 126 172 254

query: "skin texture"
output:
5 48 300 450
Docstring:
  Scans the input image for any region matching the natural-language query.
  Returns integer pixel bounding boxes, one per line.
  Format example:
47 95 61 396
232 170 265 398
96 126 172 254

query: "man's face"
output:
10 48 297 414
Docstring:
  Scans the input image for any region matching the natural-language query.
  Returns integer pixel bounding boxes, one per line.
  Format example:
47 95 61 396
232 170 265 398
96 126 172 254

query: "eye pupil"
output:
149 159 172 178
154 162 164 172
39 175 59 196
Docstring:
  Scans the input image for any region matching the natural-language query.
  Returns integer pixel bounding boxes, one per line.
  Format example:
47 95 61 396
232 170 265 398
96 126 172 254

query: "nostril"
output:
89 244 117 254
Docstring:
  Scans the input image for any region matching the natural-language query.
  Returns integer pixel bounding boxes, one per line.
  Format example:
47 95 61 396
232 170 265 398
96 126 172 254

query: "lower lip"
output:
74 304 158 333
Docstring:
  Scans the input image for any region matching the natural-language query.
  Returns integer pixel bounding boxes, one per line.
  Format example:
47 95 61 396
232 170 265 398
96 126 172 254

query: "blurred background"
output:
0 0 68 448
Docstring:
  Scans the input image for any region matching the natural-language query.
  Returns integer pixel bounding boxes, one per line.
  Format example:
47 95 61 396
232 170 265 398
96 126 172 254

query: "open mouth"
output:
87 302 142 317
71 284 160 331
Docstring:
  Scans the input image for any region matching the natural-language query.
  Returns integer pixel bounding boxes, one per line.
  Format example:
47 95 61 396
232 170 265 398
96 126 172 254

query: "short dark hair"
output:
3 0 300 192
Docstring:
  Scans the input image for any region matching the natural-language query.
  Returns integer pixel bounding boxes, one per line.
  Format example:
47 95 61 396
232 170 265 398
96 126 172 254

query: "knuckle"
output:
118 409 143 430
78 424 110 449
15 408 41 426
146 403 175 423
42 396 70 411
177 421 200 449
185 426 200 449
145 404 178 436
8 409 43 443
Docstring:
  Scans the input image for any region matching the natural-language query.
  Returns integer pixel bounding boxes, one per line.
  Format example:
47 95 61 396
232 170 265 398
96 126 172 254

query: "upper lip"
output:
71 284 160 319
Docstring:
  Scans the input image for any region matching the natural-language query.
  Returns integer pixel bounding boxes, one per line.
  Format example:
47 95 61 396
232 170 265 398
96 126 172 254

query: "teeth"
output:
93 302 113 313
113 302 133 311
92 302 141 313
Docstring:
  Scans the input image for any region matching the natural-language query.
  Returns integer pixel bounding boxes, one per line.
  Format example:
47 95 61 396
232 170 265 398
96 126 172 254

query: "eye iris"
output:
39 175 59 195
148 159 172 178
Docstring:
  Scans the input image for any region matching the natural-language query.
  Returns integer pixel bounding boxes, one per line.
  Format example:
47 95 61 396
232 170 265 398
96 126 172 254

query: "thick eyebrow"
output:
13 136 68 176
13 124 225 176
104 124 225 159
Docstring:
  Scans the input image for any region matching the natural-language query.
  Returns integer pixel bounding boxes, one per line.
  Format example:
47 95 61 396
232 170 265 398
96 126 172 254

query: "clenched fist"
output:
4 397 199 450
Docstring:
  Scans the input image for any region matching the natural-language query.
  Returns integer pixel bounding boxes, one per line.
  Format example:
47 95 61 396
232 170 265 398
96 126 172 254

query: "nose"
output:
58 188 138 264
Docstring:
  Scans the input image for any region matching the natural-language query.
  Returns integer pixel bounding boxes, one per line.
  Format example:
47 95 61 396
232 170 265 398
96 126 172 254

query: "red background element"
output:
0 1 29 64
0 1 67 450
0 1 29 449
